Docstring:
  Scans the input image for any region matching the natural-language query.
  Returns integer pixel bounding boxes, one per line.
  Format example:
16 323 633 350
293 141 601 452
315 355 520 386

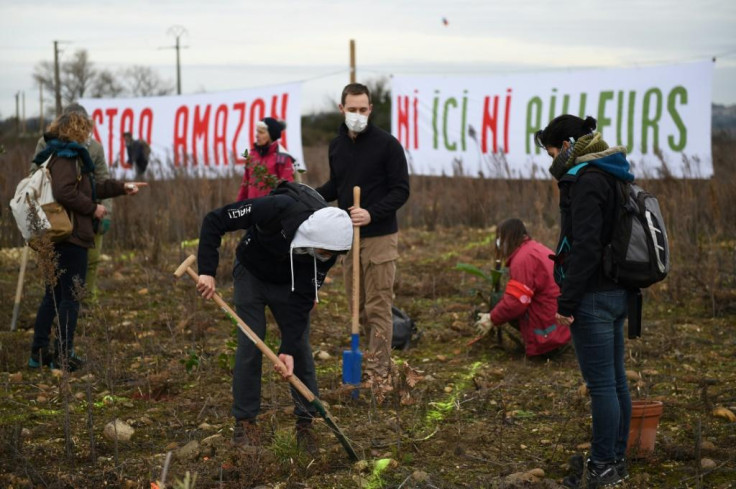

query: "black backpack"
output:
269 181 327 213
601 176 670 289
257 181 328 236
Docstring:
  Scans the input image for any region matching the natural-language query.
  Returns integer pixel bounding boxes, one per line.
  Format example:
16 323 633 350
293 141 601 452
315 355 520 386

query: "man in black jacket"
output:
317 83 410 384
195 192 353 452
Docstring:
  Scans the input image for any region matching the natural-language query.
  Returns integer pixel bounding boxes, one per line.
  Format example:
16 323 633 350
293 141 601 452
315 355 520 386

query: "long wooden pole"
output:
349 39 356 83
10 246 30 331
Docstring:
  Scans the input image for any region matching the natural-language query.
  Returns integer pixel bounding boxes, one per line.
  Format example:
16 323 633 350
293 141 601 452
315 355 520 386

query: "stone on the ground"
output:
103 419 134 442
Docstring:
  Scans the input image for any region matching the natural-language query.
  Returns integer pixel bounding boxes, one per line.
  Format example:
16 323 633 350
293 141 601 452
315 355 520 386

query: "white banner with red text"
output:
79 82 303 180
391 61 713 179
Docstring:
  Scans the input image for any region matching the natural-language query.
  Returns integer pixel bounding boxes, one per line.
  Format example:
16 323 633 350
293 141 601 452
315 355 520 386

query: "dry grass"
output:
2 137 735 315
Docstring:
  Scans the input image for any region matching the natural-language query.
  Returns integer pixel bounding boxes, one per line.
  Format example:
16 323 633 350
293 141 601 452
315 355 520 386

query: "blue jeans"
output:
570 289 631 463
231 262 318 422
31 242 88 356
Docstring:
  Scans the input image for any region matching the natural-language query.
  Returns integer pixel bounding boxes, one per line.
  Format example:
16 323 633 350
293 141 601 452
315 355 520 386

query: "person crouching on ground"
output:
475 218 571 357
195 191 352 456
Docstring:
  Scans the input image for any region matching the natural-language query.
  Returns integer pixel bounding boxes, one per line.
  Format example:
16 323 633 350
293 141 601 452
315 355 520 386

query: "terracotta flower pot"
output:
627 400 664 458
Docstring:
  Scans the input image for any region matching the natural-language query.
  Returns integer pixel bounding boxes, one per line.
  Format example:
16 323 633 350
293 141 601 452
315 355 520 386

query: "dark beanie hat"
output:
260 117 286 142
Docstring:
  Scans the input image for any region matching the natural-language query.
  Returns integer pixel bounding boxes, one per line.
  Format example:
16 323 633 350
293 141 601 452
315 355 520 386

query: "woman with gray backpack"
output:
535 115 634 489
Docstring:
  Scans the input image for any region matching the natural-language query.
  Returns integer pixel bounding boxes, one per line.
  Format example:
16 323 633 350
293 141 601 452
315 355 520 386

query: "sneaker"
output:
28 349 53 369
295 422 319 457
232 419 260 447
615 457 629 480
585 458 623 488
52 351 86 372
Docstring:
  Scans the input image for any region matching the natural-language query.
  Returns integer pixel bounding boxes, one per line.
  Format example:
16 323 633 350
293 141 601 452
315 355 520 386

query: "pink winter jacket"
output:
490 238 570 356
237 142 295 201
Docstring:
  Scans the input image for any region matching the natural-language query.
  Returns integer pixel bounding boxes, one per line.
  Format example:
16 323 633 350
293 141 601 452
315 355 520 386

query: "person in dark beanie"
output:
237 117 296 201
536 115 633 488
316 83 410 386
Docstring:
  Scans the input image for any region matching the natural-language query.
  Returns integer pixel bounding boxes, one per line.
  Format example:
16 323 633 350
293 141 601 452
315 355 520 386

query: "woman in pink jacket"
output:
478 218 571 357
237 117 295 201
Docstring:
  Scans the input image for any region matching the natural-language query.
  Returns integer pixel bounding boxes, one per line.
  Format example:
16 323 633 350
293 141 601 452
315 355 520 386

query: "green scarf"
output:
549 132 609 180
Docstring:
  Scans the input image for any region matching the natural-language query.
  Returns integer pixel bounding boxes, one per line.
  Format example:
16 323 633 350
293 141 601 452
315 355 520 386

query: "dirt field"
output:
0 225 734 489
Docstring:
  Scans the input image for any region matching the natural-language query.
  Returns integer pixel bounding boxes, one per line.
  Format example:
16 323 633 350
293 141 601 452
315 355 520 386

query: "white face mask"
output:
345 112 368 133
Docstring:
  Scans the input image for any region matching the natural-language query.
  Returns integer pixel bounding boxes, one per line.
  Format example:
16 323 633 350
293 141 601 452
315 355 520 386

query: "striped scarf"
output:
549 132 609 180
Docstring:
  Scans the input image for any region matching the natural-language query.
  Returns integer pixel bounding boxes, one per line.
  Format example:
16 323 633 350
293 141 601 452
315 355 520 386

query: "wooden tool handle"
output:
10 245 30 332
351 186 361 336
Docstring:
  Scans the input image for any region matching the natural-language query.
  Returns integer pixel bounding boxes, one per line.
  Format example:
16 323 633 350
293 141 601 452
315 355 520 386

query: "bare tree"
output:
32 49 97 108
33 61 56 99
124 65 175 97
61 50 96 103
91 69 126 98
32 50 174 106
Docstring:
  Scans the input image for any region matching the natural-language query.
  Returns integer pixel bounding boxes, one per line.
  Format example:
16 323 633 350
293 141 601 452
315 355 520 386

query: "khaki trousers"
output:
85 233 103 301
343 232 398 378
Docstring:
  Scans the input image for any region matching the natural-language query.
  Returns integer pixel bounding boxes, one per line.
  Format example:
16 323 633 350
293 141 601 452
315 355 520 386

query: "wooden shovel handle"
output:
174 256 316 402
352 186 361 336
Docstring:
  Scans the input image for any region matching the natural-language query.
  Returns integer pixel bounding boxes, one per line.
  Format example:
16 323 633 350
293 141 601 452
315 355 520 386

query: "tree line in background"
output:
3 45 393 146
33 49 176 104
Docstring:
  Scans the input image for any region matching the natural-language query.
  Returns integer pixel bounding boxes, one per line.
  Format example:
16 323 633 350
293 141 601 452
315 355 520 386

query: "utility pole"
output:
349 39 356 83
39 84 44 133
22 91 26 134
15 92 20 134
165 26 188 95
53 40 62 116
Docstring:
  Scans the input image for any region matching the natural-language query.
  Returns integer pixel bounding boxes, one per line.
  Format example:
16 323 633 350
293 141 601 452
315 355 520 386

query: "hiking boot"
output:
295 422 319 457
52 350 86 372
232 419 260 447
585 458 623 488
28 349 53 369
615 457 629 481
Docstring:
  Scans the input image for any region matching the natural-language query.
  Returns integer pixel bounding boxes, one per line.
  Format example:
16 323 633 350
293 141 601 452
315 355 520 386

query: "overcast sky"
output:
1 0 735 120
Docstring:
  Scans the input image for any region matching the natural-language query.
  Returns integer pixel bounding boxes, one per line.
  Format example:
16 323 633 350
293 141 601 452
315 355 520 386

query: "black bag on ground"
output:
392 306 419 350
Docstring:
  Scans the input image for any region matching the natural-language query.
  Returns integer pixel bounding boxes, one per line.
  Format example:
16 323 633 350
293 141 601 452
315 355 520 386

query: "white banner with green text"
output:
391 61 713 179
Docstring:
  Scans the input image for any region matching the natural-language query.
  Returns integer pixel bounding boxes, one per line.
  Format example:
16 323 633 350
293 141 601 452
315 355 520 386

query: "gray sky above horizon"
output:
1 0 735 120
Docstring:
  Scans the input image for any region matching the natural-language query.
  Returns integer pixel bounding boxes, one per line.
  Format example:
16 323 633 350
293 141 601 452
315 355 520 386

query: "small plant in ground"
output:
217 326 238 372
455 262 506 307
180 349 200 373
269 428 307 467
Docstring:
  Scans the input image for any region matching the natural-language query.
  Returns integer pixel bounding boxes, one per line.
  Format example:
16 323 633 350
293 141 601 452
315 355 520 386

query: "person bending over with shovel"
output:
195 190 352 455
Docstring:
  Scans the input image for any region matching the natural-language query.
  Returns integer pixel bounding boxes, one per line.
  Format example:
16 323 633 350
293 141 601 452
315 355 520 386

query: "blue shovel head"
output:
342 333 362 385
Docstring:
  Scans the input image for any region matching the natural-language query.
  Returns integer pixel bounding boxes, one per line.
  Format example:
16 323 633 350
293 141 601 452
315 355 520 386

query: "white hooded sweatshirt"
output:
289 207 353 301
